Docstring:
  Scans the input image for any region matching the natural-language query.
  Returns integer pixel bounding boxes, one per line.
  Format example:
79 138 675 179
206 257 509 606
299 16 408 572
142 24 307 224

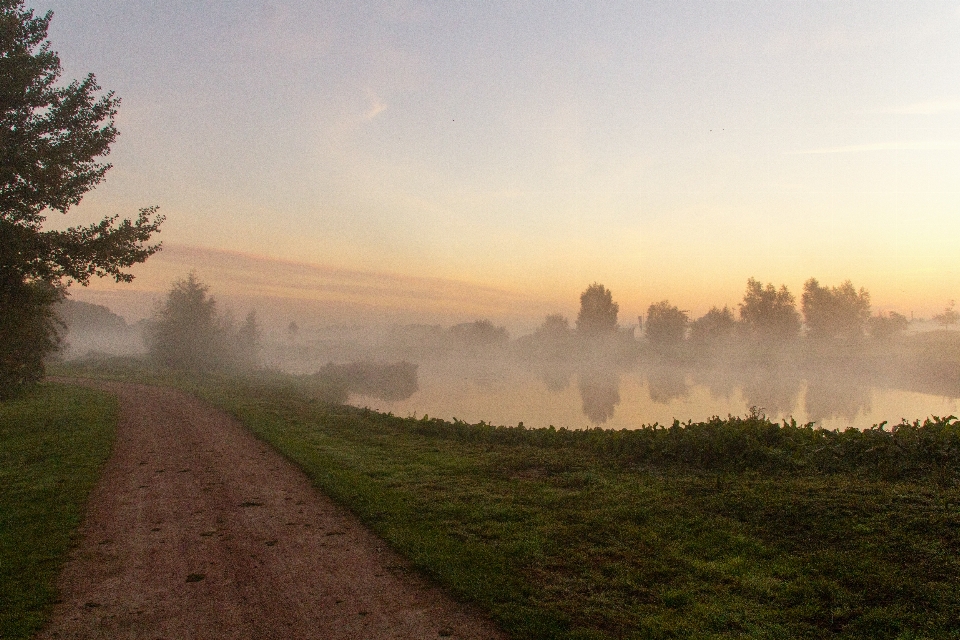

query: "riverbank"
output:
196 376 960 639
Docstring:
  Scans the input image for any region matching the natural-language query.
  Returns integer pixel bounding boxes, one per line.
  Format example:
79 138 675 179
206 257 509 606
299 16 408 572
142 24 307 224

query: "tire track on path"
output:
39 381 505 640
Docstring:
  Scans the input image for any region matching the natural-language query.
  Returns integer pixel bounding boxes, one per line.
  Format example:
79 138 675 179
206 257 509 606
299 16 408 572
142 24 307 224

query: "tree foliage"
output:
867 311 909 340
147 274 260 373
801 278 871 340
689 306 736 345
537 313 571 339
0 280 61 394
645 300 688 346
933 301 959 329
738 278 801 342
448 319 509 346
576 283 619 337
0 1 162 396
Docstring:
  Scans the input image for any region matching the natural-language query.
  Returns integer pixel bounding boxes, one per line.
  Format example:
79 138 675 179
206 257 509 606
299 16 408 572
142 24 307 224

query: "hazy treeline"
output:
507 278 960 424
517 277 919 362
144 273 260 373
51 273 960 426
54 299 144 359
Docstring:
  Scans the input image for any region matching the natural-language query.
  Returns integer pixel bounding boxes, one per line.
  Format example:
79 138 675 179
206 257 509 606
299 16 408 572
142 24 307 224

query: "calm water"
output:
353 358 960 431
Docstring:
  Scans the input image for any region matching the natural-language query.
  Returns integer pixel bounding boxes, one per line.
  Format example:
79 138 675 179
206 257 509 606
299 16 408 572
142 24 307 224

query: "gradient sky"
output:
40 0 960 326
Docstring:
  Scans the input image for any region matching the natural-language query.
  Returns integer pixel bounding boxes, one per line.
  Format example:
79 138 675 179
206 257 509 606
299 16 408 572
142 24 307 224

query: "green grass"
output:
0 384 116 639
196 379 960 640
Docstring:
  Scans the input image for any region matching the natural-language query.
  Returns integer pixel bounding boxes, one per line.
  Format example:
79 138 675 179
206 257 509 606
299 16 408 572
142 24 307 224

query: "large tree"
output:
576 283 619 337
738 278 801 343
0 1 162 396
644 300 688 347
801 278 871 340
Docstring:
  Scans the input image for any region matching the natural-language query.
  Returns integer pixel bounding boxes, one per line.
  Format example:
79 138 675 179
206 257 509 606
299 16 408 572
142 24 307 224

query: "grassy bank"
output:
193 379 960 639
0 384 117 639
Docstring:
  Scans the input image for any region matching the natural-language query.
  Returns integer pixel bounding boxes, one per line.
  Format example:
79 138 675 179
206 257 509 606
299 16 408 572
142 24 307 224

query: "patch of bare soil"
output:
38 382 506 639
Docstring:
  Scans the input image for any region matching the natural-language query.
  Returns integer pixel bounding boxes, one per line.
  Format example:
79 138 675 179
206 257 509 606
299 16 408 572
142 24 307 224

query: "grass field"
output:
194 378 960 640
0 384 117 639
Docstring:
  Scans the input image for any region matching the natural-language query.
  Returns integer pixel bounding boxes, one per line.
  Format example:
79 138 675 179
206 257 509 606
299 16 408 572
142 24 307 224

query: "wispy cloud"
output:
788 141 959 155
879 99 960 115
79 244 561 325
363 89 387 121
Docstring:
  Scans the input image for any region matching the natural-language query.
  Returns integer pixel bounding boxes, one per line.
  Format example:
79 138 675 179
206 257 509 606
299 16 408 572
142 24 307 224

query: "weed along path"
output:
39 381 505 640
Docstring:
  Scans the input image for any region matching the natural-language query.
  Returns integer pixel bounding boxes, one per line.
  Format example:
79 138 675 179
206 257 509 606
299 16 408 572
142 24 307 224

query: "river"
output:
352 357 960 431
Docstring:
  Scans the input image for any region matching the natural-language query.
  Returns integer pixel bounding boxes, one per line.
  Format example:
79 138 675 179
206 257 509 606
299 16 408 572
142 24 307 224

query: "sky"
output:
39 0 960 328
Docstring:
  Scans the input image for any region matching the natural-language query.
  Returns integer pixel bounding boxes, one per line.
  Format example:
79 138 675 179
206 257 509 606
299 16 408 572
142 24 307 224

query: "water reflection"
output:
537 366 572 393
578 368 621 425
646 367 690 405
739 367 801 417
355 355 960 431
804 374 872 424
690 367 738 402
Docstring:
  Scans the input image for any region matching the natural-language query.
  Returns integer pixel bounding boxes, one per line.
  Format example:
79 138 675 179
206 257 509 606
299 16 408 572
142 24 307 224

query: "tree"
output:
146 274 260 372
286 320 300 341
801 278 871 340
235 310 261 370
689 306 736 345
448 319 509 346
147 274 221 372
738 278 801 342
537 313 571 339
868 311 909 340
576 283 619 337
0 2 162 396
644 300 688 346
933 301 959 329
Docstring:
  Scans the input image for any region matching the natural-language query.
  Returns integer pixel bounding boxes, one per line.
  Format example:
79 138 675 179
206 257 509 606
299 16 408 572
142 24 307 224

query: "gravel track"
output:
38 381 505 640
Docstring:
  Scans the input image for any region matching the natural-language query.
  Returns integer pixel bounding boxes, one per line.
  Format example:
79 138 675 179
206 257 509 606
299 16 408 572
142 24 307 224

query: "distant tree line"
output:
527 277 916 359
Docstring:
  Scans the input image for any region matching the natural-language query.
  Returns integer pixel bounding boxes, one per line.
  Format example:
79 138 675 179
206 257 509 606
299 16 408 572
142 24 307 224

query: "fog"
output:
56 280 960 431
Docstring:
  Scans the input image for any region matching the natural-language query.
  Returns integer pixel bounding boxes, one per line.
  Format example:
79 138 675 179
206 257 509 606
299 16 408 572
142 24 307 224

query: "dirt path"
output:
39 382 506 640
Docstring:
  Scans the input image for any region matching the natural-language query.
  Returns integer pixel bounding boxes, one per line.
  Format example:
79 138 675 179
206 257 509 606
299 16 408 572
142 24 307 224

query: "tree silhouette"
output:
147 274 259 372
801 278 871 340
867 311 909 340
933 301 959 329
0 2 162 396
689 306 736 345
537 313 571 338
645 300 688 346
739 278 800 342
576 283 619 337
147 274 221 372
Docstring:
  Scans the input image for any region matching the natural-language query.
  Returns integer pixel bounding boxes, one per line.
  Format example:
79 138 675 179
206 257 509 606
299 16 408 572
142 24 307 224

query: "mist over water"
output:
349 357 960 431
250 316 960 430
57 293 960 431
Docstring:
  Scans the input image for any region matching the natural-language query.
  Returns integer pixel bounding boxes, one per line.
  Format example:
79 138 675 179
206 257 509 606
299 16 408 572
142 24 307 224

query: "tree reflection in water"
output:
740 367 802 417
804 372 872 425
537 366 572 393
578 369 621 424
646 367 690 405
691 367 737 402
